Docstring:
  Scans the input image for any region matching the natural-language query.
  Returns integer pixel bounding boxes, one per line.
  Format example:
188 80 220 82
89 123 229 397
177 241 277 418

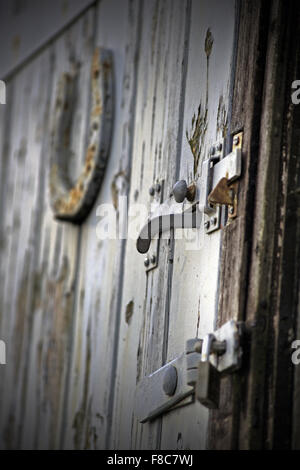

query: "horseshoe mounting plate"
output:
49 47 114 224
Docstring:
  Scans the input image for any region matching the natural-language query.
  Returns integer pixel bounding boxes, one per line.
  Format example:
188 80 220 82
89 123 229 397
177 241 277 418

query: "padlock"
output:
195 333 220 409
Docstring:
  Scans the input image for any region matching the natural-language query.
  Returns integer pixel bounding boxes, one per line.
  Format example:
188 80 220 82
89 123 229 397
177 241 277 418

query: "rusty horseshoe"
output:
49 47 114 224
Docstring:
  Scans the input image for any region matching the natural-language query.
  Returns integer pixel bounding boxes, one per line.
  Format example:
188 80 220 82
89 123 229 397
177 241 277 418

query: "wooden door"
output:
0 0 239 450
1 0 299 451
109 0 237 450
0 0 141 449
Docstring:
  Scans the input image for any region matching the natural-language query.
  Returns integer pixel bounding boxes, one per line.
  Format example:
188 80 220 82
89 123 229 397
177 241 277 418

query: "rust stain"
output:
50 47 106 219
50 141 97 215
92 48 101 79
91 105 102 118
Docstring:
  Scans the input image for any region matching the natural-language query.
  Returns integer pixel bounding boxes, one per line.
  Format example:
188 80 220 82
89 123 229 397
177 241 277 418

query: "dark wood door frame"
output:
209 0 300 450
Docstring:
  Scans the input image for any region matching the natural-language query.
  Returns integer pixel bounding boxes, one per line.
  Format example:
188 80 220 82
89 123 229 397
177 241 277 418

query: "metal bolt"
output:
211 340 227 356
155 183 161 193
149 186 155 197
163 366 178 396
233 135 240 146
173 180 188 203
151 255 156 264
204 221 210 229
144 256 150 267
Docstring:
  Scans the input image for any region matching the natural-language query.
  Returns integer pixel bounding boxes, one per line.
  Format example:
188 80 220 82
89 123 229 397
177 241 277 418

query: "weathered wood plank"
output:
209 0 300 450
239 0 300 450
0 0 95 78
109 0 202 450
160 0 236 450
62 0 142 450
0 8 96 449
208 0 272 450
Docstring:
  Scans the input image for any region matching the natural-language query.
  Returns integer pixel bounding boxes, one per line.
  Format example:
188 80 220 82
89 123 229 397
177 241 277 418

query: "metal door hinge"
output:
136 133 243 255
134 320 244 422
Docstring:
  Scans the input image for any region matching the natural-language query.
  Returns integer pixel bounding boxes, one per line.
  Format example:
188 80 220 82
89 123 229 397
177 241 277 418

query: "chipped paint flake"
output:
186 104 208 176
125 300 134 324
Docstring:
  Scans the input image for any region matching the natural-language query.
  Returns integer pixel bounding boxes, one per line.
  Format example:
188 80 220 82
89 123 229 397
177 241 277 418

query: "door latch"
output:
136 133 242 255
134 320 244 422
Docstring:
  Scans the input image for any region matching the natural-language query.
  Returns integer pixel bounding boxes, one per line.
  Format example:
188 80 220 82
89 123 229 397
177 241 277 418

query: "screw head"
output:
233 135 240 146
144 256 150 267
151 255 156 264
155 183 161 193
173 180 188 203
163 366 178 396
204 220 210 229
149 186 155 197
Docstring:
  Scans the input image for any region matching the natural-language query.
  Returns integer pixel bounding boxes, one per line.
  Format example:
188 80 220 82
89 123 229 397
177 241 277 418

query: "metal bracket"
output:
134 353 195 423
210 320 242 373
134 320 243 422
200 139 224 233
207 133 243 220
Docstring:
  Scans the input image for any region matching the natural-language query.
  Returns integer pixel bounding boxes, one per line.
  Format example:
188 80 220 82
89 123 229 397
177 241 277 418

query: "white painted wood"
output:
110 0 236 450
0 0 236 451
23 9 95 450
0 8 95 449
0 0 95 78
161 0 236 449
110 0 191 450
62 0 142 450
